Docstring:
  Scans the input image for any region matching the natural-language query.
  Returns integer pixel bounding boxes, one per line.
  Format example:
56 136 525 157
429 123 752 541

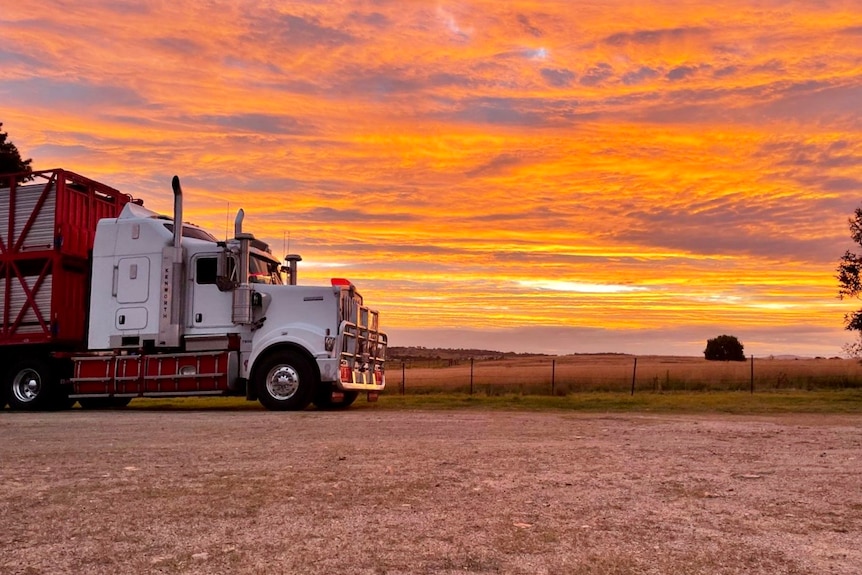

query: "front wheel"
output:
255 352 316 411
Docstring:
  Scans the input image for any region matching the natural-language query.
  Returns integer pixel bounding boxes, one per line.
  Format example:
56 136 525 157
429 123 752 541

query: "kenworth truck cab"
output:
1 169 386 411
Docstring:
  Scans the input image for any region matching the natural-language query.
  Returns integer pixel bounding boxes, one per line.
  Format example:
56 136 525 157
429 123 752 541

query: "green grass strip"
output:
116 389 862 414
359 390 862 414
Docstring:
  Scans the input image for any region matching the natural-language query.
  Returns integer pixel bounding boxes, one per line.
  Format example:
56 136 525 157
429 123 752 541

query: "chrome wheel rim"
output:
12 369 41 403
265 365 300 400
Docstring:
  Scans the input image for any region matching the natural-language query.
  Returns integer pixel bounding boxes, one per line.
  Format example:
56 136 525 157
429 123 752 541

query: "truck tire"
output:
7 358 59 411
255 352 315 411
313 385 359 410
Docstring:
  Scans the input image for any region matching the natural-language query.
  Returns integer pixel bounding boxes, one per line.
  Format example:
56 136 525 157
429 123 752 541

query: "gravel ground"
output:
1 409 860 574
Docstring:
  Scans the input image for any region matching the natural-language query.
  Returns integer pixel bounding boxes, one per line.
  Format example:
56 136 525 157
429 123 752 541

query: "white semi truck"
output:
0 169 386 411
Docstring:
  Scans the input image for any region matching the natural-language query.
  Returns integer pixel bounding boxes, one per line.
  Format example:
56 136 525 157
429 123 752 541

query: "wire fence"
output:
391 355 862 395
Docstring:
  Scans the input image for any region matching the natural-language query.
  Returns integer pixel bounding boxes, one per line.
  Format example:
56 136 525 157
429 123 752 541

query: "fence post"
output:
470 357 474 395
750 355 754 394
551 359 556 396
631 357 638 396
401 361 405 395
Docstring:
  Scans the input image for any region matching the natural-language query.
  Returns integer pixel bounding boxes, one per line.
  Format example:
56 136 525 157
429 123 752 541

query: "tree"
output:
837 206 862 357
704 334 746 361
0 122 33 183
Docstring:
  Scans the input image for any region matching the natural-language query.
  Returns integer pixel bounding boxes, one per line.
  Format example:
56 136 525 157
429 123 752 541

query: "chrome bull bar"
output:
338 305 387 391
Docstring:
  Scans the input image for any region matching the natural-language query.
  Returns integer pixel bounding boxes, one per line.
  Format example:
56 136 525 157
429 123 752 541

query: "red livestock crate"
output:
0 169 135 346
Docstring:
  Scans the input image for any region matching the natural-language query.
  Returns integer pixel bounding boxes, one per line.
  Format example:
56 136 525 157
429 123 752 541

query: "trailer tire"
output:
255 351 315 411
7 358 58 411
313 385 359 410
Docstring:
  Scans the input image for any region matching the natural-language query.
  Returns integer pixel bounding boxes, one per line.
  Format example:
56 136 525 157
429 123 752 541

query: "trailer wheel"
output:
313 385 359 410
255 352 315 411
7 358 57 411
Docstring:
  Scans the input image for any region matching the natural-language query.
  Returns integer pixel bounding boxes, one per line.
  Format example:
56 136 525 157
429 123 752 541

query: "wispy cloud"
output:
517 280 649 294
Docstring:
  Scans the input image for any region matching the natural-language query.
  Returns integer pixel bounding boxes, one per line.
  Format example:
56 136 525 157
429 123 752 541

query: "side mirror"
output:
216 276 237 292
216 251 238 292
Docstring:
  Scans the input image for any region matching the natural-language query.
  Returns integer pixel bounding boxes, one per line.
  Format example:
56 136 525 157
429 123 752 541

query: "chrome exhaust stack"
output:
157 176 186 347
172 176 183 249
232 208 254 325
284 254 302 285
234 208 244 237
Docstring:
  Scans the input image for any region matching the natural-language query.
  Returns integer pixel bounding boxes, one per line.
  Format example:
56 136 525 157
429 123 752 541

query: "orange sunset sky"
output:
2 1 861 356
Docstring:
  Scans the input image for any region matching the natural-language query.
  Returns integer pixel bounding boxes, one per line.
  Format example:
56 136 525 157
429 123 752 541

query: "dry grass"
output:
393 354 862 394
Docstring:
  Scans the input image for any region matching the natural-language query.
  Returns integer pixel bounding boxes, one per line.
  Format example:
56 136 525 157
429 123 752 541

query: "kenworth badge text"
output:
0 169 386 411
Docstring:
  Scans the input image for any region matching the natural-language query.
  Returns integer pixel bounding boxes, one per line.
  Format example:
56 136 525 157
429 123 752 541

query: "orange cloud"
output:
1 1 861 355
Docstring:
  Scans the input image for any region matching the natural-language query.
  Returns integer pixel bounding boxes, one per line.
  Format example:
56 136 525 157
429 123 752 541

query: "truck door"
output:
189 254 234 330
115 256 151 333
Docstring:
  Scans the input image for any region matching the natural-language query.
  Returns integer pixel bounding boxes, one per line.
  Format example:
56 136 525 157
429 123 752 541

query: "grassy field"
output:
392 354 862 394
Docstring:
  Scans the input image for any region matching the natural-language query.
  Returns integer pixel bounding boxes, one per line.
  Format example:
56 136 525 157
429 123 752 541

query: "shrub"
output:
704 334 746 362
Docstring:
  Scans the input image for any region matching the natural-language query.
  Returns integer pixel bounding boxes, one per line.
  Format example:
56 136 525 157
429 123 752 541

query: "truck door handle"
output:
195 313 202 323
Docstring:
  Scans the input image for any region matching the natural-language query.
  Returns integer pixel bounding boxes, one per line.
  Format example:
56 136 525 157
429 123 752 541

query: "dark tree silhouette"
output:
837 206 862 357
704 334 746 361
0 122 33 183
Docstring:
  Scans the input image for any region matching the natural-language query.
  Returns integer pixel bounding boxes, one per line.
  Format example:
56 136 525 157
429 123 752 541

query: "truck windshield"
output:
249 254 283 285
162 223 218 242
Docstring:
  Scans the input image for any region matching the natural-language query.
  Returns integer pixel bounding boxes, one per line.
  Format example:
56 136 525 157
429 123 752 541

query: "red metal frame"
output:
71 351 233 396
0 169 135 346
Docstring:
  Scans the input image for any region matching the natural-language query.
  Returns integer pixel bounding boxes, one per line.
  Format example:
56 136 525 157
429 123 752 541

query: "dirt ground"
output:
1 409 860 575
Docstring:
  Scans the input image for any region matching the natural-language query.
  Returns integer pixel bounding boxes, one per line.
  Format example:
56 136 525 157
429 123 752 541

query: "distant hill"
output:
386 346 549 362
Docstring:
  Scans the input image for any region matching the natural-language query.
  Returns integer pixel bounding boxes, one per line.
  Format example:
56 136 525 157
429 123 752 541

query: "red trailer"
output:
1 169 135 408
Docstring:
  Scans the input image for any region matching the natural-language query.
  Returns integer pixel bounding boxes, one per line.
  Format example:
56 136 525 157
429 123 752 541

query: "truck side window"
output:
196 257 218 285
